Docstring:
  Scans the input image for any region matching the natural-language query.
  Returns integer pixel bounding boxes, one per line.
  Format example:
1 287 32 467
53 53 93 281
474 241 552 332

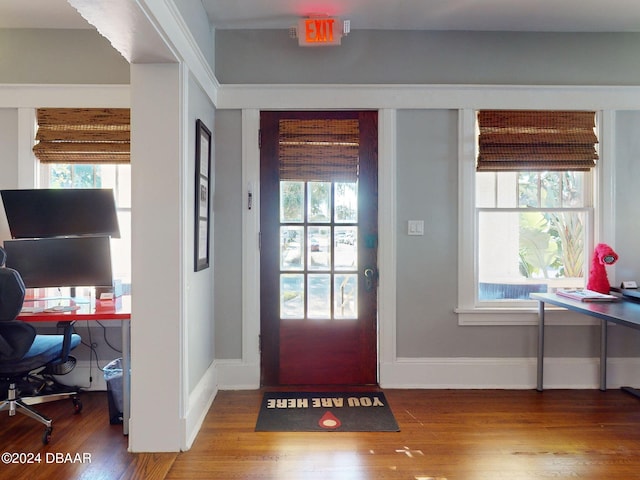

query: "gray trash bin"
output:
103 358 123 424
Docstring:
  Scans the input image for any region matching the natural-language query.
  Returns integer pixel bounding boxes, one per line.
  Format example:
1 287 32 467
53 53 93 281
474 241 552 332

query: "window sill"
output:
455 306 600 326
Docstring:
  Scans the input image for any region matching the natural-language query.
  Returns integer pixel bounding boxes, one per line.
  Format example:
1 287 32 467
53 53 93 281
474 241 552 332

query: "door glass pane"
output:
281 274 304 318
308 182 331 223
280 181 304 223
308 226 331 271
334 226 357 271
280 226 303 270
334 274 358 319
280 178 361 321
308 274 331 319
335 182 358 223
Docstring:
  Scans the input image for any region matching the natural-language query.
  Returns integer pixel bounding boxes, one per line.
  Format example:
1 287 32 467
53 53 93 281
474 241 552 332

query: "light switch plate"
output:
408 220 424 236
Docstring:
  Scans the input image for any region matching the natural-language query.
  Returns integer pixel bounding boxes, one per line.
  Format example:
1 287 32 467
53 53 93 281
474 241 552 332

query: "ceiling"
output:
1 0 640 32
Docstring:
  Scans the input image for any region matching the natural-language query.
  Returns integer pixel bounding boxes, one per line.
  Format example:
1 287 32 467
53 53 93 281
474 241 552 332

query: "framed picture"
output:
194 119 212 271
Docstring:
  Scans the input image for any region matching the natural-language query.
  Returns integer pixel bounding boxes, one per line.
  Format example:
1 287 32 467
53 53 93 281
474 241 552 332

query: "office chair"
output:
0 248 82 444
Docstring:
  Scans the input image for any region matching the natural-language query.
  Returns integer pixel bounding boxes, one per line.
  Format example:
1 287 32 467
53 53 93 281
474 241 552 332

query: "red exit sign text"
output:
298 18 342 47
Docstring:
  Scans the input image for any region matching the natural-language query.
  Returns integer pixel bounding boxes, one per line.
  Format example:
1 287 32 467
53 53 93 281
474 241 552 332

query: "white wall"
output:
129 63 183 452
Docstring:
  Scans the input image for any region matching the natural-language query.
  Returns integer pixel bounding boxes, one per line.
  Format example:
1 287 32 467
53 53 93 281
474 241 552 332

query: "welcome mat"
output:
255 391 400 432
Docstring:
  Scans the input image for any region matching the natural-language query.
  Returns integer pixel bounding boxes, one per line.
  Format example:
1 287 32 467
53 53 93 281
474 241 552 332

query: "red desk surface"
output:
17 294 131 322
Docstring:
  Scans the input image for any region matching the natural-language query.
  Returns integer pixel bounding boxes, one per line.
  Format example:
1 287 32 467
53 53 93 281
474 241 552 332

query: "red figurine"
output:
586 243 618 294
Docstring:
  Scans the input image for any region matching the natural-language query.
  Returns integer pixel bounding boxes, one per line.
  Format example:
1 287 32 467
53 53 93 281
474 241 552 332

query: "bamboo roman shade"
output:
279 118 360 182
476 110 598 171
33 108 130 164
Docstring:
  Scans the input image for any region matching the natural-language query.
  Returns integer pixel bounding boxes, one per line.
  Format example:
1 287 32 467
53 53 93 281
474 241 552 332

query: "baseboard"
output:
380 357 640 389
133 356 640 392
183 361 218 451
215 359 260 389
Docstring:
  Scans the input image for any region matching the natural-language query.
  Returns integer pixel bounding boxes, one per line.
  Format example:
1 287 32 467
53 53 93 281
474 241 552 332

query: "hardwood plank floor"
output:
2 389 640 479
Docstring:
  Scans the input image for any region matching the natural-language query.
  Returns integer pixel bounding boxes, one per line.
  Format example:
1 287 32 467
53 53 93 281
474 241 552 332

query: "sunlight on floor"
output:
275 450 365 480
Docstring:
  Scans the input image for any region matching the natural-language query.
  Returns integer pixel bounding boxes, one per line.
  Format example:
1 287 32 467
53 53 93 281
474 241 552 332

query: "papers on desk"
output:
21 306 45 313
556 288 617 302
44 305 80 312
21 304 81 313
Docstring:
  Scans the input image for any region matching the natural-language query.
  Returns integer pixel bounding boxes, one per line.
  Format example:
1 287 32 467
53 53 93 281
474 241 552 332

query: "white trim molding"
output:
184 361 218 450
381 356 640 390
242 109 261 373
238 108 398 388
378 109 398 381
216 84 640 111
0 84 130 108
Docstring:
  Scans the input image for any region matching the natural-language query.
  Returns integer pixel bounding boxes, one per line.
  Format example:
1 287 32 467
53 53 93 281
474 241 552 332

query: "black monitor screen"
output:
1 188 120 239
3 236 113 288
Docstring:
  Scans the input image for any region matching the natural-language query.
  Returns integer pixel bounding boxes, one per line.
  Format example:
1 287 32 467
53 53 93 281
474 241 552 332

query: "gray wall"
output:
216 30 640 85
213 110 243 358
213 30 640 362
186 72 216 391
0 29 129 84
396 109 460 357
396 109 640 358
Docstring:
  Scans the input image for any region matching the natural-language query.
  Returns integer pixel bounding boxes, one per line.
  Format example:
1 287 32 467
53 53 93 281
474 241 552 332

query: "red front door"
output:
260 111 378 386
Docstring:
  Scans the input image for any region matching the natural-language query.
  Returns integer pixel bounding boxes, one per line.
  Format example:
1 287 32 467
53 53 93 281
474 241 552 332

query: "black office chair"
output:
0 247 82 444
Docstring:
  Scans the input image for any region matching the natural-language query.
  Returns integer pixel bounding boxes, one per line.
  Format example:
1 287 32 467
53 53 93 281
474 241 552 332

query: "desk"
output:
531 292 640 397
17 295 131 434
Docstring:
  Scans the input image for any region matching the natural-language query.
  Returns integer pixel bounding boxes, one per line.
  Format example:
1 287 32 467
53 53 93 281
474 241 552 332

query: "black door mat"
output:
255 391 400 432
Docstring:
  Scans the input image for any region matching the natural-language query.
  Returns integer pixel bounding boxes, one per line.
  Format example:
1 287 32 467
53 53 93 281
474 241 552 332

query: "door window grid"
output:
279 181 358 320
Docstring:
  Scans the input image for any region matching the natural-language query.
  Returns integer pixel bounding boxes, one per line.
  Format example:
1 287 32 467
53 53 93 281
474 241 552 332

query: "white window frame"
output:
456 108 615 325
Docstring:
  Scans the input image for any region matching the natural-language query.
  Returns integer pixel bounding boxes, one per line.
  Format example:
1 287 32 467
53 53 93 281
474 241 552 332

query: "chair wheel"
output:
42 427 53 444
72 397 83 413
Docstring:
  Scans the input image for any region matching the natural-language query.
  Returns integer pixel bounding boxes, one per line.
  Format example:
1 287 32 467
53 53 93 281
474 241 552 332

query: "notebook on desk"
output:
556 288 617 302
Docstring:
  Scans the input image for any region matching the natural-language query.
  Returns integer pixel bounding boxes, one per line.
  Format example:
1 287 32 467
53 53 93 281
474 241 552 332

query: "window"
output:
476 170 591 302
42 163 131 288
457 109 603 324
33 108 131 292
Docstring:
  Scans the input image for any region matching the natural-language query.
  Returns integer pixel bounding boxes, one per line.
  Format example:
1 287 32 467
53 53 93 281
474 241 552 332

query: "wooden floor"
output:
1 388 640 479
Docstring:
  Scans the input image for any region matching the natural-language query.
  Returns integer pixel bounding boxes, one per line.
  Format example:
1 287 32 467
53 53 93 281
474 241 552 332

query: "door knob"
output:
364 266 378 292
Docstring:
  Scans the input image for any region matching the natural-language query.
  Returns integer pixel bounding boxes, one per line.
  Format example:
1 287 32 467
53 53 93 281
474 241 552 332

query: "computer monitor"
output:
3 236 113 289
0 188 120 239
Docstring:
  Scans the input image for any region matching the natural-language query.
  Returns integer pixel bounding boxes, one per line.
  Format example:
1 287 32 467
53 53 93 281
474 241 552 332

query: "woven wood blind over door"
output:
477 110 598 171
33 108 130 164
279 118 360 182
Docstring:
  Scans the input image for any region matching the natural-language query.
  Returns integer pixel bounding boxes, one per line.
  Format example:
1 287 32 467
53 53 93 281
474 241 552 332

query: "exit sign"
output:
298 17 342 47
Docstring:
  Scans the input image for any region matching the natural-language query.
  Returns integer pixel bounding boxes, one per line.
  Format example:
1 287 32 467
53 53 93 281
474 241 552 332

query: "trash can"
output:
103 358 123 425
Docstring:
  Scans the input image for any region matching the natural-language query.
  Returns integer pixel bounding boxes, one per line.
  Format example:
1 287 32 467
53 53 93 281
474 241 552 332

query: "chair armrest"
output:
56 321 76 362
0 321 36 361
